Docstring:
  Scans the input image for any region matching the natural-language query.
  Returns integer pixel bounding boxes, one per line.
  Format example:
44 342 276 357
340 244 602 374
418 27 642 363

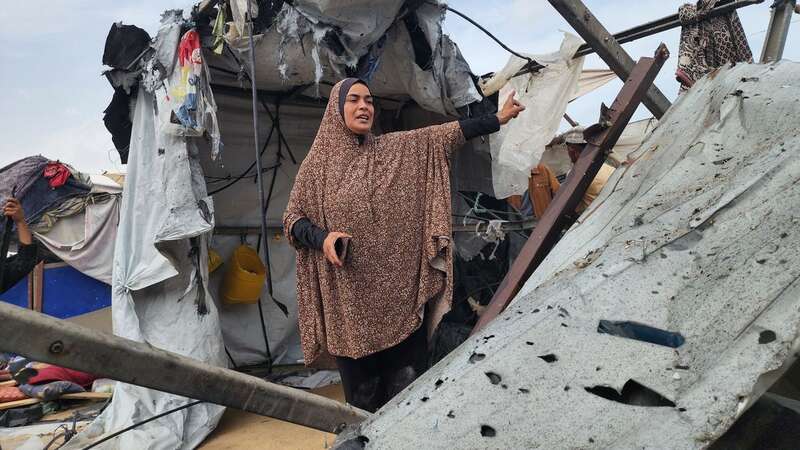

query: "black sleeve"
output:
291 218 328 251
1 243 40 294
458 114 501 140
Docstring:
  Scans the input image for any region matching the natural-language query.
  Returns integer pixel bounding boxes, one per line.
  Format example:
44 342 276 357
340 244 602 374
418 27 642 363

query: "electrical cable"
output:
81 401 204 449
432 2 533 64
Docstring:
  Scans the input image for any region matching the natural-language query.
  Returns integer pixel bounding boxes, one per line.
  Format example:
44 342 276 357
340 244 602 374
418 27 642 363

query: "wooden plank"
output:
0 302 369 433
60 392 113 401
32 261 44 312
0 392 112 411
0 398 40 411
548 0 672 119
472 44 669 334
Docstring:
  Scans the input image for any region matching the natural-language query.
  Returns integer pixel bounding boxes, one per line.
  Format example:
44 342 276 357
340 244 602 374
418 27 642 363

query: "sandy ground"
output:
199 383 345 450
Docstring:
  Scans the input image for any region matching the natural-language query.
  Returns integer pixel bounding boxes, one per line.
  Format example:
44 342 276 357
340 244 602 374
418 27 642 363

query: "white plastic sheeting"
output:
31 174 121 284
64 86 226 449
34 194 120 285
487 33 584 199
572 69 616 100
336 61 800 449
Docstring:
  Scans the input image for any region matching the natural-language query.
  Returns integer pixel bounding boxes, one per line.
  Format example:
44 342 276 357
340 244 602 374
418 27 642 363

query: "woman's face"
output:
342 83 374 135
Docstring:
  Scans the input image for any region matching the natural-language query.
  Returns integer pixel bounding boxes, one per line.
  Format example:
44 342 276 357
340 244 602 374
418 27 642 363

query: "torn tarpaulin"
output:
103 87 136 164
150 10 184 84
101 21 152 164
214 0 481 117
160 28 224 158
488 33 584 198
0 156 92 224
102 22 151 70
172 29 203 129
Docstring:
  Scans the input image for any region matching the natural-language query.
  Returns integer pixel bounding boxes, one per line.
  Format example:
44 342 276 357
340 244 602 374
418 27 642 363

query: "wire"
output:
81 401 204 449
433 2 534 64
453 214 490 222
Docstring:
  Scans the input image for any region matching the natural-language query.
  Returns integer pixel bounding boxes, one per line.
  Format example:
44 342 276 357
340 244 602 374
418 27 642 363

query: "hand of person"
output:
3 198 25 224
323 231 352 268
496 90 526 125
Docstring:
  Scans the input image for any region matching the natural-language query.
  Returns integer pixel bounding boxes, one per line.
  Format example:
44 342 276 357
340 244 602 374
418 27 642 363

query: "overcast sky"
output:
1 1 797 173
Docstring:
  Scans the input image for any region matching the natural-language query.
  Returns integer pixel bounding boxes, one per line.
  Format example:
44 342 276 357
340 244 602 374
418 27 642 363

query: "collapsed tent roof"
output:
335 61 800 448
204 0 482 116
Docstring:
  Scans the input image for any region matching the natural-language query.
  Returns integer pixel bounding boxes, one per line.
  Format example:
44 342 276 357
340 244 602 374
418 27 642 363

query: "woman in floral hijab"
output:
284 78 523 412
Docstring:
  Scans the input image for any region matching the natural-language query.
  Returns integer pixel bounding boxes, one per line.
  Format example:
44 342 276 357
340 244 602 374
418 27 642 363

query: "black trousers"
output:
335 324 428 413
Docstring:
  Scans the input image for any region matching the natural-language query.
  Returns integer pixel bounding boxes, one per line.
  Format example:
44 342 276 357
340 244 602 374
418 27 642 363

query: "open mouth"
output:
356 114 370 122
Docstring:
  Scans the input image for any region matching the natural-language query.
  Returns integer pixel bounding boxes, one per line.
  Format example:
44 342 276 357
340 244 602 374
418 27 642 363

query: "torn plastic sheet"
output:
148 10 183 86
63 88 225 450
157 35 223 159
291 0 405 68
489 33 584 199
217 0 480 117
334 62 800 449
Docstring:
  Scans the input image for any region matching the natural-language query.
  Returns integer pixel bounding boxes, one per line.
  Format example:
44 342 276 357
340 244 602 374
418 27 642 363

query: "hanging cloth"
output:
43 162 72 189
676 0 753 91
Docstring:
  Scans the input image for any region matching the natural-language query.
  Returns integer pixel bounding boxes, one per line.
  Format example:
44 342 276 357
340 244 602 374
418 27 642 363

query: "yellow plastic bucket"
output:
221 245 267 305
208 249 222 274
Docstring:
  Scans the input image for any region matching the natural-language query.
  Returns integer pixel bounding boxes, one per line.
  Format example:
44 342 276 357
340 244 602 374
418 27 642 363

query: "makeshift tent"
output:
84 2 500 448
76 1 634 447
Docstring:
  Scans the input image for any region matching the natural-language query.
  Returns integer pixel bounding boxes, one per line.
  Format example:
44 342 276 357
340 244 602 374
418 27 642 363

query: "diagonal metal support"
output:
0 302 369 432
472 44 670 334
548 0 672 119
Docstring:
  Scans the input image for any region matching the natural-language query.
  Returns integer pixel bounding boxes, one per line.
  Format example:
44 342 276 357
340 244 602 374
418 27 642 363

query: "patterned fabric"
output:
43 162 71 188
677 0 753 91
284 79 465 366
0 386 27 403
19 381 84 401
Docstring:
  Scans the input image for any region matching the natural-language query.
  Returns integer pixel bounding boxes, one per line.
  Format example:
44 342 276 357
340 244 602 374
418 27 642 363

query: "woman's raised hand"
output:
496 90 526 125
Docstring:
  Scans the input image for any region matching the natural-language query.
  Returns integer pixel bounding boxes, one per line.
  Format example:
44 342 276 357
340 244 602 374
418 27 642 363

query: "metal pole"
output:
472 44 670 334
548 0 672 119
0 302 369 431
516 0 763 78
245 0 276 371
760 0 797 63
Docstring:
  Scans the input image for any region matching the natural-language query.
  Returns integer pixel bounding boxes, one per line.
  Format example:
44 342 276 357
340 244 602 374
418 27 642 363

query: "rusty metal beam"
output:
517 0 762 78
472 44 669 334
0 302 369 433
548 0 672 119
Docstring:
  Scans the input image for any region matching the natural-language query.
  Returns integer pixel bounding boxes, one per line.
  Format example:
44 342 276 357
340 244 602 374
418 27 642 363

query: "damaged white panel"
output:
337 61 800 449
489 33 584 199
